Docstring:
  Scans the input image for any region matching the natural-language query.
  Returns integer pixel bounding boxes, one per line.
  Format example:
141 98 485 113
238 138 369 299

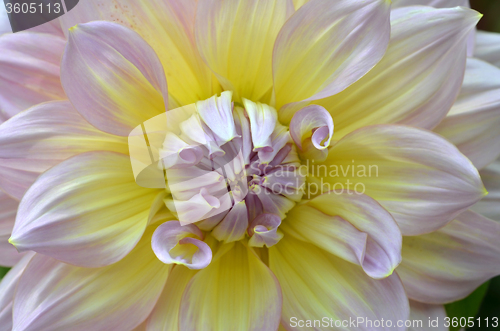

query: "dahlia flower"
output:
0 0 499 330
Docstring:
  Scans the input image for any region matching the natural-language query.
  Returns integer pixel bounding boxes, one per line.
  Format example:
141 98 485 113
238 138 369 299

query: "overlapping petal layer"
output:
317 125 485 235
0 101 127 200
146 266 197 331
316 6 479 139
0 253 34 331
179 242 282 331
408 301 447 331
12 227 170 331
434 58 500 169
10 152 159 268
61 21 168 136
281 191 401 279
471 159 500 220
0 192 23 267
398 210 500 304
475 31 500 68
59 0 215 107
0 32 65 121
195 0 293 102
270 235 409 331
274 0 391 121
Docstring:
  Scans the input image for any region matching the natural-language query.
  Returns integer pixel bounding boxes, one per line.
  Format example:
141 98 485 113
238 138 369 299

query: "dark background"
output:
466 0 500 329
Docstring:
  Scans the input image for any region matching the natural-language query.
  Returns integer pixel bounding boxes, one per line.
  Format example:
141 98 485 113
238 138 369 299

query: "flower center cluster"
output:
159 91 305 246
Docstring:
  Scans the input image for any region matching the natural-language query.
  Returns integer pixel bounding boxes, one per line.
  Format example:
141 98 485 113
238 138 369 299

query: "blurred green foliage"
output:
0 266 9 279
446 282 490 331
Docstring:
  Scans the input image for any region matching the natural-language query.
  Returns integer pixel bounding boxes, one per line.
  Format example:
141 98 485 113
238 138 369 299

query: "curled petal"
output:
317 6 480 139
10 152 158 268
243 98 278 152
398 210 500 304
274 0 391 121
248 213 283 248
257 124 292 165
180 242 282 331
0 32 65 121
152 221 212 270
61 21 168 136
160 132 204 169
290 105 334 151
434 58 500 169
250 187 295 220
270 236 409 330
212 201 248 243
282 191 402 279
319 125 486 235
475 31 500 68
167 188 226 226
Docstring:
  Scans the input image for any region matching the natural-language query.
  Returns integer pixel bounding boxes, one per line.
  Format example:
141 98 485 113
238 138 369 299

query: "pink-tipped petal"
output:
290 105 334 151
179 242 282 331
0 32 65 121
434 58 500 170
320 125 486 235
248 213 283 248
475 31 500 68
317 6 480 139
10 152 159 268
59 0 214 107
390 1 476 57
0 101 128 200
398 210 500 304
0 192 23 267
408 301 447 331
0 252 34 331
12 228 170 331
146 265 197 331
61 21 168 136
212 201 248 243
282 191 402 279
471 159 500 221
274 0 391 121
270 235 409 330
152 221 212 270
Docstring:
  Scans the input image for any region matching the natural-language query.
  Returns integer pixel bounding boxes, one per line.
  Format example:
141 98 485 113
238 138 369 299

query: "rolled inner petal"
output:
289 104 334 162
248 213 283 247
152 221 212 270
